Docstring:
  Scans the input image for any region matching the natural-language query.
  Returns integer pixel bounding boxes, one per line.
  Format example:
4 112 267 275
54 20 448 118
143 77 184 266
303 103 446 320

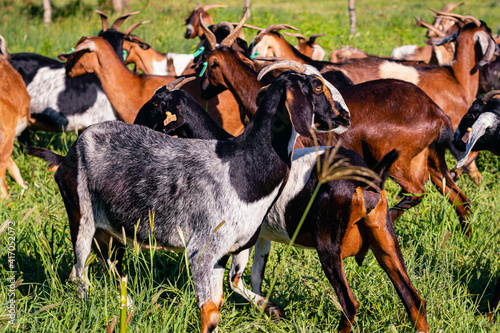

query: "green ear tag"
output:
199 61 208 77
192 46 205 58
250 51 259 60
123 50 128 61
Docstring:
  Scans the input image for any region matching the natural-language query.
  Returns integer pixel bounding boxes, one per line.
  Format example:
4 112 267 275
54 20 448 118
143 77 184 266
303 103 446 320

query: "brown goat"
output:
250 19 498 184
0 36 31 198
58 36 244 136
195 39 472 234
329 45 368 63
123 34 195 76
283 32 326 60
183 3 228 39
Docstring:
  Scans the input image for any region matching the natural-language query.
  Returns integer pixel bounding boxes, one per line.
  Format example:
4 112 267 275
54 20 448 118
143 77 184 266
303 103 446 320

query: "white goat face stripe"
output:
456 112 499 168
303 65 350 133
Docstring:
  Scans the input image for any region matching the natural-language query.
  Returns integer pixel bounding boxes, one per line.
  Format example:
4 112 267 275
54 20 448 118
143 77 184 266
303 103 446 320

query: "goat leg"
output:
366 191 429 332
315 240 358 333
228 243 284 317
427 147 472 236
6 156 27 189
488 278 500 320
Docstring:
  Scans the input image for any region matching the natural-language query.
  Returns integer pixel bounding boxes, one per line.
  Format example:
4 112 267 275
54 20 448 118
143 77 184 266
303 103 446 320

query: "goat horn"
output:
0 35 10 60
441 2 464 13
220 7 249 47
282 31 307 42
257 60 306 81
258 24 298 37
213 21 234 33
431 14 464 28
308 33 326 43
462 15 481 27
199 14 217 50
482 90 500 104
123 20 151 35
95 9 109 31
233 23 264 31
244 0 251 18
201 4 228 11
415 17 446 37
430 8 464 20
165 76 197 92
110 11 140 31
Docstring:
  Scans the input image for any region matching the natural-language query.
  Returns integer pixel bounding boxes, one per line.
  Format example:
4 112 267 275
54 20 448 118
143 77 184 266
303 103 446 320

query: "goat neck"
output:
123 36 167 74
251 32 309 71
201 47 263 119
60 36 175 123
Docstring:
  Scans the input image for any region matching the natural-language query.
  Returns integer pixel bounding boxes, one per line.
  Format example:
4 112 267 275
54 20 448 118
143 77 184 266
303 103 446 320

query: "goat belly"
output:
74 121 284 252
261 148 325 247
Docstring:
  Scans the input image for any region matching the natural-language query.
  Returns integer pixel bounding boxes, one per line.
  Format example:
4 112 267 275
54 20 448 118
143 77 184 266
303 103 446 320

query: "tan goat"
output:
0 36 31 198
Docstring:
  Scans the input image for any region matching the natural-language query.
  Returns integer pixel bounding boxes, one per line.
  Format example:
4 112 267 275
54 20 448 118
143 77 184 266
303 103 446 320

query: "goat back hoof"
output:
264 302 285 319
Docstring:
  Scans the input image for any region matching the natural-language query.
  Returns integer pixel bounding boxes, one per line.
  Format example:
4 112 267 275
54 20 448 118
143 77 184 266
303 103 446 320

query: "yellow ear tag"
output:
163 111 177 126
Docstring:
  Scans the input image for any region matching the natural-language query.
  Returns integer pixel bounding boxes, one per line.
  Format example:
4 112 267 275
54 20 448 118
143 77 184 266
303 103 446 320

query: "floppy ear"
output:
162 107 186 134
57 39 96 61
256 85 269 106
284 80 314 137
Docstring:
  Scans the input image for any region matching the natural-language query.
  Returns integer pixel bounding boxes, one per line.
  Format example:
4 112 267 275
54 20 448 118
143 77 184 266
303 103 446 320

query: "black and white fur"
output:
8 28 132 132
27 67 350 332
454 95 500 167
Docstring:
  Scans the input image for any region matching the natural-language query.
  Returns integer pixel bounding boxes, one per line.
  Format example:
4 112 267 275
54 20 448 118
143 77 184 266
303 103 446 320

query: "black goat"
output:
26 63 349 333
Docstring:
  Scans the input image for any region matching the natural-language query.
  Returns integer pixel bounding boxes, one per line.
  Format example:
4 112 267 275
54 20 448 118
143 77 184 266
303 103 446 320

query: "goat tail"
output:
25 146 65 171
372 149 399 190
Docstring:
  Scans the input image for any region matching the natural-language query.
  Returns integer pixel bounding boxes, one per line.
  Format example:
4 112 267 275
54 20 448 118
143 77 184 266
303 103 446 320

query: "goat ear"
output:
58 40 96 61
285 81 314 137
162 108 186 134
255 85 269 106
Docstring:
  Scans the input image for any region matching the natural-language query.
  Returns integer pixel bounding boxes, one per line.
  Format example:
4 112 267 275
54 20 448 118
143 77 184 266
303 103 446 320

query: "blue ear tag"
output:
192 46 205 58
250 51 259 60
199 61 208 77
69 47 75 53
123 50 128 61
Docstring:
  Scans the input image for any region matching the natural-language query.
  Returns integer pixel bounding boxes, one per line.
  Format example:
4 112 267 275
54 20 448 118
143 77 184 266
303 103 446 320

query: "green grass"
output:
2 0 500 332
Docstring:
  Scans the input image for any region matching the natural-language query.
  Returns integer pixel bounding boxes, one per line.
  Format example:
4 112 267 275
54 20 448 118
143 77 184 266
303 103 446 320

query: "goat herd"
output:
1 1 500 332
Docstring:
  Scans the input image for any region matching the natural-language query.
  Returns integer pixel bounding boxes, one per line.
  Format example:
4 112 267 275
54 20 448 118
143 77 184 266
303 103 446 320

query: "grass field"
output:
1 0 500 332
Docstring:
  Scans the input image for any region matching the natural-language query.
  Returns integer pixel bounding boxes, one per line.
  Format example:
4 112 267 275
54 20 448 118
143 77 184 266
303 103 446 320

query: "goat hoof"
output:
264 302 285 319
468 170 482 185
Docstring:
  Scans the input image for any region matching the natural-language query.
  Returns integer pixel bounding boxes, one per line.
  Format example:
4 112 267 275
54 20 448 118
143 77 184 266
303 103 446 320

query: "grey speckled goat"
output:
26 61 350 333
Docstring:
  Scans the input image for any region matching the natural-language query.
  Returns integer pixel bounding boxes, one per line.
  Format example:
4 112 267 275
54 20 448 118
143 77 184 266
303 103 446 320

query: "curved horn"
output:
213 21 234 33
199 14 217 50
237 23 264 31
165 76 197 92
415 17 446 37
244 0 251 18
110 11 140 31
482 90 500 104
431 14 464 28
201 4 228 12
95 9 109 31
308 33 326 43
123 20 150 35
257 60 306 81
0 35 10 60
220 7 248 47
430 8 464 20
282 31 307 42
258 24 298 37
441 2 464 13
462 15 481 27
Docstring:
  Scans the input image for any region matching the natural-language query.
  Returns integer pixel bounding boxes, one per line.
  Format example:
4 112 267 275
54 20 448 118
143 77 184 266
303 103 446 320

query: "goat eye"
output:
153 103 159 107
314 86 322 93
